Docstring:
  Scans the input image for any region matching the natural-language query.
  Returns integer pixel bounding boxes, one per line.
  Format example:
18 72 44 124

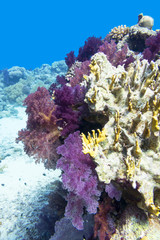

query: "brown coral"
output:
94 196 116 240
106 25 129 43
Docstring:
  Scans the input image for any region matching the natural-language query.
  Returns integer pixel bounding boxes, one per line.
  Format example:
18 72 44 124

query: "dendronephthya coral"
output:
81 51 160 217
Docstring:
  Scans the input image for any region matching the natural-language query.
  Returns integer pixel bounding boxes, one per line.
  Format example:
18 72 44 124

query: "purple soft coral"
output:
69 60 90 87
57 131 101 230
54 84 86 136
143 31 160 62
77 36 103 62
65 51 76 68
98 40 131 67
105 182 122 201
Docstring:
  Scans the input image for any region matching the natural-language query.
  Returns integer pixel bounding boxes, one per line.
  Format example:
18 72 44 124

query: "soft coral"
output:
16 87 61 169
94 196 116 240
54 84 87 136
143 31 160 62
57 131 101 230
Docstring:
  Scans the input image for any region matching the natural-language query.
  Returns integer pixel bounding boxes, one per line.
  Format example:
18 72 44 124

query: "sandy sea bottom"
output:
0 107 61 240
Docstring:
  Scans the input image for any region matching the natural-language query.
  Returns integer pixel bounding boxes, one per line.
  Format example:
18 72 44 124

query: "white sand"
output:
0 107 61 240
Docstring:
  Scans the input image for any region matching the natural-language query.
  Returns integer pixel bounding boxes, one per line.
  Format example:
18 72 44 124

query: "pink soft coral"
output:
16 87 61 169
69 60 90 87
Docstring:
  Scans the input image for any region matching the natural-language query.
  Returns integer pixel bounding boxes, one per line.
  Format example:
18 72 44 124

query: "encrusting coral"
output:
17 13 160 240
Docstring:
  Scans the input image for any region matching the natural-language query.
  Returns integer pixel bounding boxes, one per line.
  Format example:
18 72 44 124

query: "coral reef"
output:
1 60 67 107
110 204 160 240
17 13 160 240
66 60 90 87
105 14 156 54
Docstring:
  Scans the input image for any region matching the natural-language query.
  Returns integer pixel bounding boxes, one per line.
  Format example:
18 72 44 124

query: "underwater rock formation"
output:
0 60 67 108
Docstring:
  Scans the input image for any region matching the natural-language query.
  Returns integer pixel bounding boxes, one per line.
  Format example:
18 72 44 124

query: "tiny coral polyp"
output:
81 128 107 158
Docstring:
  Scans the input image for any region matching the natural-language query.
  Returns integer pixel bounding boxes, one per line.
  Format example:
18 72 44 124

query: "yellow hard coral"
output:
125 155 136 179
81 128 106 158
132 133 142 158
89 59 100 81
140 237 148 240
87 86 97 104
151 111 160 133
146 194 160 216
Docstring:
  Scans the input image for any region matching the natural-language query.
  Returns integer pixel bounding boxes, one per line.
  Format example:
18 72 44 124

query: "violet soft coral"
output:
143 31 160 62
56 131 101 230
50 214 94 240
69 60 90 87
54 84 87 136
105 182 122 201
77 36 103 62
48 75 67 95
65 36 102 69
16 87 61 169
98 40 130 67
65 51 76 68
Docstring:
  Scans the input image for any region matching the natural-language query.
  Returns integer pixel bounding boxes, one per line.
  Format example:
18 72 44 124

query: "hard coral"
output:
106 25 129 43
81 128 107 158
16 87 61 169
57 131 101 230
